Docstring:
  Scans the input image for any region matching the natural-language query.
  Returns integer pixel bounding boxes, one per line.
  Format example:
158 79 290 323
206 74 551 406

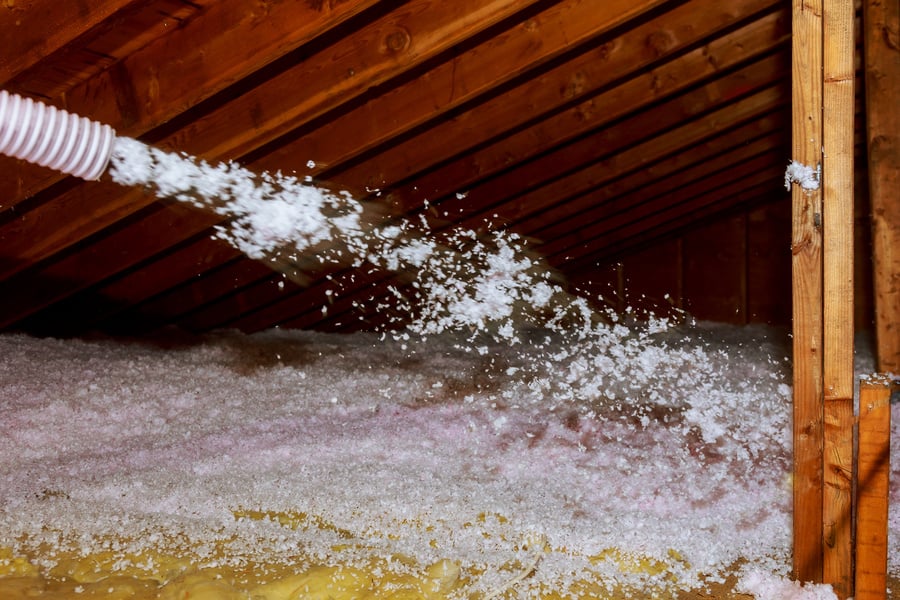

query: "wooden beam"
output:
0 0 784 331
157 85 788 334
864 0 900 373
0 200 214 330
25 235 246 334
0 0 675 331
133 259 276 330
855 376 893 600
168 0 552 162
377 4 788 214
821 0 856 595
5 0 214 100
561 182 781 272
790 0 825 584
275 170 784 333
105 85 788 335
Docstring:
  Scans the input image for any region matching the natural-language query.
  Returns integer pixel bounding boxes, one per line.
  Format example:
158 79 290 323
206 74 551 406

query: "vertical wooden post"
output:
864 0 900 373
790 0 825 584
821 0 856 596
855 376 893 600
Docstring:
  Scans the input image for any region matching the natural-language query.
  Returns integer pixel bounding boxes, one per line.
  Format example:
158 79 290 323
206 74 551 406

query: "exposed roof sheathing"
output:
0 0 794 336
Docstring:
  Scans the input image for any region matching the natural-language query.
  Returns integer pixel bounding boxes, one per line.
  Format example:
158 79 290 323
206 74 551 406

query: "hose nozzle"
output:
0 90 116 181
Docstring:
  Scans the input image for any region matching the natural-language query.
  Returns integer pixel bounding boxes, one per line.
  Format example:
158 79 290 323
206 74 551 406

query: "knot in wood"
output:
561 72 587 100
384 27 411 54
646 30 674 57
594 41 615 61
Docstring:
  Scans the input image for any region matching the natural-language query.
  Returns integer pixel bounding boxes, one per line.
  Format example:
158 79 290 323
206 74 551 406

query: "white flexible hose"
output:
0 90 116 181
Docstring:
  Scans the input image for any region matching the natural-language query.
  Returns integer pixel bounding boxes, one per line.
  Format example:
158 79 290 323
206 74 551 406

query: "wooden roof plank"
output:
160 0 784 336
176 271 299 332
165 0 554 163
515 112 788 235
278 274 397 332
327 0 786 199
221 273 364 333
0 2 805 336
125 259 277 332
0 0 142 85
94 236 243 311
531 131 787 245
378 13 788 221
6 0 214 99
538 152 786 260
30 235 246 334
0 200 217 329
0 0 548 284
302 184 780 334
269 162 785 336
444 79 789 235
0 0 383 210
556 171 784 271
259 0 687 178
564 187 780 272
73 45 790 335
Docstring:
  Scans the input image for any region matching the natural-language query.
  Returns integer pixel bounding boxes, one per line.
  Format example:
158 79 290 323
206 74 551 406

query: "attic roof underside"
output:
0 0 850 336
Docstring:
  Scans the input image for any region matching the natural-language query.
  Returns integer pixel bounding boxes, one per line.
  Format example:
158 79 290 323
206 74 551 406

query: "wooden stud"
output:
855 376 893 600
863 0 900 373
821 0 856 595
790 0 825 585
